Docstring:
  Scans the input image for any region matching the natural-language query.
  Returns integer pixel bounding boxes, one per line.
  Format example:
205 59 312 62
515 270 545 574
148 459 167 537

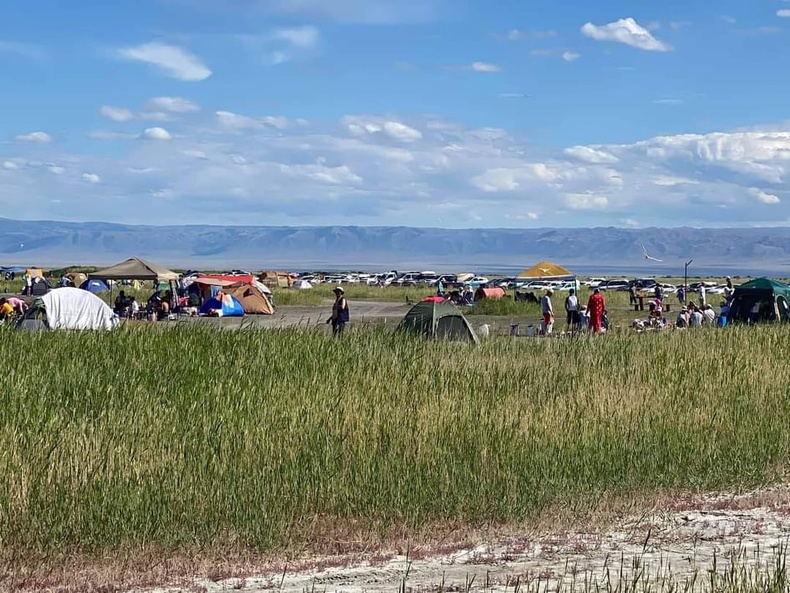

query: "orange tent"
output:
474 287 506 301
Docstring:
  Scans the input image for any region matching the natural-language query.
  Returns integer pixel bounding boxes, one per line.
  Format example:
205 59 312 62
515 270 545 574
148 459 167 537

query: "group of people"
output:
0 296 27 321
540 287 607 336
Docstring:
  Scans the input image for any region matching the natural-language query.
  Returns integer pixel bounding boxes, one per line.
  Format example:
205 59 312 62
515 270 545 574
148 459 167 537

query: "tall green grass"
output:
0 324 789 561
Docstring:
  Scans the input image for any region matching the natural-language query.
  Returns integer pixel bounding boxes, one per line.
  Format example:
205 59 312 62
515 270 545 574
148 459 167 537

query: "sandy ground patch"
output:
141 487 790 593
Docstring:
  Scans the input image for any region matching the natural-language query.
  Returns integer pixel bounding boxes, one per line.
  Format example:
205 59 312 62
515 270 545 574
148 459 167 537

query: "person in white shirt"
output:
541 289 554 335
564 288 580 331
702 304 716 325
689 304 703 327
698 284 706 307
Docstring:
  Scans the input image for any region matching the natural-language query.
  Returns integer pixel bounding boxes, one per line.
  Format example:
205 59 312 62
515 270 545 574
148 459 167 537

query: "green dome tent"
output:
397 300 479 343
727 277 790 324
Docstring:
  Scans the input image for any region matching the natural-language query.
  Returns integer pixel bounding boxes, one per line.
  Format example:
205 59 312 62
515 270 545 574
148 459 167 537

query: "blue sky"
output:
2 0 790 228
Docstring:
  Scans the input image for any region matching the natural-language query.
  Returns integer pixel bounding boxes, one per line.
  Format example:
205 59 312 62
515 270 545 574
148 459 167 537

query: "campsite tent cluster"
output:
16 257 275 331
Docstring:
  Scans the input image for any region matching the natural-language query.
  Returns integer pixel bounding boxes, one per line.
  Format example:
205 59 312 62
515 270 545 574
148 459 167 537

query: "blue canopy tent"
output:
199 293 245 317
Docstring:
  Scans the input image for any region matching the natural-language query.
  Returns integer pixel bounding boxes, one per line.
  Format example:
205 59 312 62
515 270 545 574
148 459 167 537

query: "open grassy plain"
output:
1 318 790 589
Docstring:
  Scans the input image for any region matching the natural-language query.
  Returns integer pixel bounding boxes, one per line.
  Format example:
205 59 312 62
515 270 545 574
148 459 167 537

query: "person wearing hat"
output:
540 289 554 335
327 285 349 337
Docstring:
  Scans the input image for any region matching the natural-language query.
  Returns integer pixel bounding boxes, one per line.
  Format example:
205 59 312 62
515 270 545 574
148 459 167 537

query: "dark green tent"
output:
727 277 790 324
397 300 479 343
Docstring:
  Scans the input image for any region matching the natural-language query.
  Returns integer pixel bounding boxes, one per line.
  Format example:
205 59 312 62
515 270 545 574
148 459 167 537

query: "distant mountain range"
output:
1 218 790 275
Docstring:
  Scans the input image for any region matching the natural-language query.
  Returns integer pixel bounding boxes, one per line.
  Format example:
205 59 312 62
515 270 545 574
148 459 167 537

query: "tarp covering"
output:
40 287 119 330
90 257 179 281
518 261 573 278
397 301 479 343
224 283 274 315
194 274 255 287
200 293 245 317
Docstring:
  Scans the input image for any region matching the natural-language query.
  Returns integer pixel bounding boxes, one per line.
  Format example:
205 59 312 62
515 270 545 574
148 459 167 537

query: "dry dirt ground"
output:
164 300 536 336
137 487 790 593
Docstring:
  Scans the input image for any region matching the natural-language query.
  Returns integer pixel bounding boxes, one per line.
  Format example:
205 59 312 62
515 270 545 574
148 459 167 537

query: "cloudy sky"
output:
2 0 790 228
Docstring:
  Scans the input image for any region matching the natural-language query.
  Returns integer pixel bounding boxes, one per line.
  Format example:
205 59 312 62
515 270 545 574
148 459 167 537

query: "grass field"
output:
1 322 788 575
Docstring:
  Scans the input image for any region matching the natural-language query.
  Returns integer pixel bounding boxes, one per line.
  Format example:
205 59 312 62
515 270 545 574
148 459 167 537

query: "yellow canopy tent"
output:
518 261 573 278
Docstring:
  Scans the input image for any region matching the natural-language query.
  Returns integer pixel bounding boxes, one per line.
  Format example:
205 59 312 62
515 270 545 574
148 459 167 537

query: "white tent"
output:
40 287 119 330
293 280 313 290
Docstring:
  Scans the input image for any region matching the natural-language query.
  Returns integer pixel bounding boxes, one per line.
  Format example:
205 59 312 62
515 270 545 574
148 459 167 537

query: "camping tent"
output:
474 287 506 301
293 279 312 290
727 278 790 324
199 293 245 317
80 279 109 293
224 283 274 315
397 301 479 343
90 257 179 308
23 276 51 296
90 257 179 281
16 287 118 331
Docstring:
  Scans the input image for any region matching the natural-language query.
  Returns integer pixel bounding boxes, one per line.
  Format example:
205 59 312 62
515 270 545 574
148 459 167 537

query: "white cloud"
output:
721 16 737 24
270 26 320 48
11 108 790 227
469 61 502 72
750 188 781 204
15 131 52 143
778 9 790 17
116 42 212 81
581 18 672 52
562 51 580 62
81 173 101 184
652 98 683 105
101 105 134 122
505 29 524 41
563 146 619 164
342 116 422 143
142 127 172 141
147 96 200 113
216 110 262 131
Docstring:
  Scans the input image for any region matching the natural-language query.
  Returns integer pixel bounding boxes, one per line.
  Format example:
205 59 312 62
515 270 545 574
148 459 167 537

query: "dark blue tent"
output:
80 279 110 293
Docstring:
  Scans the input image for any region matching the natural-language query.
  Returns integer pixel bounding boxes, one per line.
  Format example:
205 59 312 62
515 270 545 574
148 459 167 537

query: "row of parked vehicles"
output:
288 270 734 295
297 271 491 287
584 278 735 294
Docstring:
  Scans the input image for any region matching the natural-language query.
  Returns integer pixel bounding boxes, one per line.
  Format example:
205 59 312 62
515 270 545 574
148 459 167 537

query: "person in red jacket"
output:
587 288 606 334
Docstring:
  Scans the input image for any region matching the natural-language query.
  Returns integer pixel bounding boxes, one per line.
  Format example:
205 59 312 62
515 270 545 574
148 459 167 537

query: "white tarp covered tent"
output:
41 287 119 330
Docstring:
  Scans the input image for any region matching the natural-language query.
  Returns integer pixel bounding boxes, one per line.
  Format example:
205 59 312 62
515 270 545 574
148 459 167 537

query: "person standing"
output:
677 285 686 306
587 288 606 334
327 286 349 337
541 289 554 335
723 276 735 304
698 283 707 307
564 288 580 331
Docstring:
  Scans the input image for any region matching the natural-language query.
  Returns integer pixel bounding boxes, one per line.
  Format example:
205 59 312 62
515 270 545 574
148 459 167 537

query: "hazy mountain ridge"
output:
1 218 790 271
